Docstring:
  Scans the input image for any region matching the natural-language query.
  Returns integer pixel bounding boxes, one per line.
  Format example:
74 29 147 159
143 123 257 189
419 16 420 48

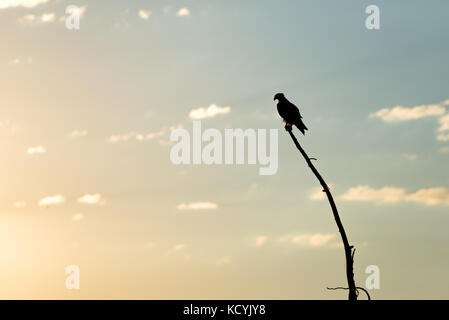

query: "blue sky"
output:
0 0 448 299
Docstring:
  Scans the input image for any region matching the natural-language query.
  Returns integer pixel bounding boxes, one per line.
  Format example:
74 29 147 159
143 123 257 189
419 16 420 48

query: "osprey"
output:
274 93 308 135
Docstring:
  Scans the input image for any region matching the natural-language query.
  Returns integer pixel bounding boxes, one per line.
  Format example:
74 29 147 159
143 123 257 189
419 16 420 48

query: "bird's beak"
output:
273 96 277 101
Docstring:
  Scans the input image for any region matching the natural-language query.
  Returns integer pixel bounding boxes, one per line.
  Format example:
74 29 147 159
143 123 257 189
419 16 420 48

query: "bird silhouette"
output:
274 93 308 134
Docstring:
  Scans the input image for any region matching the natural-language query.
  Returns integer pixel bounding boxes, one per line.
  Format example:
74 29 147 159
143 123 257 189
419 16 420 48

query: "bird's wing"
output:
287 101 302 118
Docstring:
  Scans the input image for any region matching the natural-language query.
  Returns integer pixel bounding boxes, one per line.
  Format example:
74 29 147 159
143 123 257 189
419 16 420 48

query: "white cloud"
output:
38 195 65 207
340 185 406 204
69 130 88 138
108 129 165 143
138 9 151 20
279 233 337 248
27 146 46 155
136 131 164 141
341 185 449 206
77 193 104 205
438 114 449 132
439 146 449 153
17 14 35 24
108 132 135 143
176 7 190 17
177 202 218 210
369 104 445 123
14 201 26 208
310 187 325 201
253 235 267 247
9 57 32 64
405 188 449 206
437 133 449 142
370 100 449 142
0 0 48 9
72 213 84 221
18 12 57 25
40 12 54 23
189 104 231 120
174 243 187 251
9 58 20 65
309 184 333 201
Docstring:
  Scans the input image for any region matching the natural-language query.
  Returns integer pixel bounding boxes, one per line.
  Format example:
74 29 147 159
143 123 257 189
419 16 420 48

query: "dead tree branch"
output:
327 286 371 300
285 125 358 300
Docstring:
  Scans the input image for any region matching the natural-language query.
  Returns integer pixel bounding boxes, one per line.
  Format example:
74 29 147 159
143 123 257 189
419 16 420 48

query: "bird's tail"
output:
295 119 308 135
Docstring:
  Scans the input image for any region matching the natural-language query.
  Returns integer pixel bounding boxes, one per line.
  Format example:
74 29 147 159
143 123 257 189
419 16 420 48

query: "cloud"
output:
177 202 218 210
340 185 406 204
17 12 56 25
69 130 88 138
27 146 46 155
17 14 35 24
437 133 449 141
279 233 337 248
77 193 104 205
14 201 26 208
341 185 449 206
369 104 445 123
439 146 449 153
370 100 449 142
174 243 187 251
189 104 231 120
138 9 151 20
309 184 333 201
9 58 20 65
108 132 135 143
40 12 54 22
405 188 449 206
38 195 65 207
253 235 268 247
176 7 190 17
108 129 165 143
438 114 449 132
165 243 189 257
72 213 84 221
0 0 48 9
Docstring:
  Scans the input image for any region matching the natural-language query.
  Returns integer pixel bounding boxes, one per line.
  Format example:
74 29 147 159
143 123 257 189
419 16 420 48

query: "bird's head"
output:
273 93 285 101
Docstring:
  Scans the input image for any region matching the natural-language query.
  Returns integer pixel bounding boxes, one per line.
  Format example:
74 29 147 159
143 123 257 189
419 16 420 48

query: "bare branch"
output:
286 126 358 300
327 287 371 300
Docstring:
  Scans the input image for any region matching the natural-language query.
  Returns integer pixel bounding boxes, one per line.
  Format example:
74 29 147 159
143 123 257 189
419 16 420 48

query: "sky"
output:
0 0 449 299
